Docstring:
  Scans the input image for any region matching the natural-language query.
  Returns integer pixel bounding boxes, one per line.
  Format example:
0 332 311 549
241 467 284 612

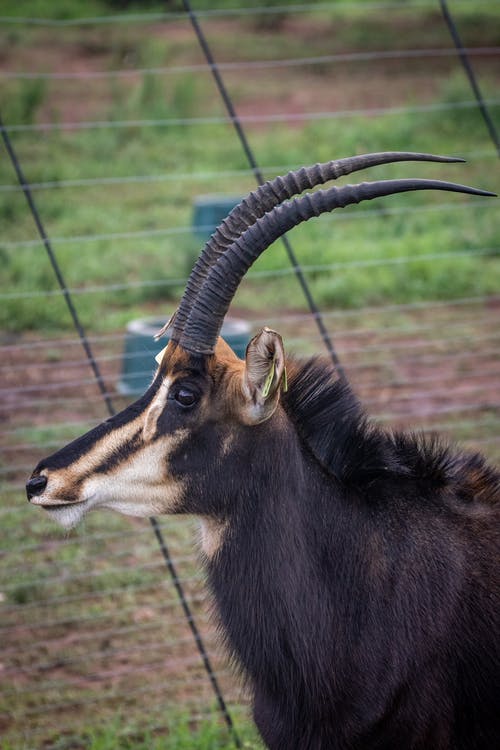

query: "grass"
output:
1 4 499 334
82 712 261 750
1 89 498 332
3 710 262 749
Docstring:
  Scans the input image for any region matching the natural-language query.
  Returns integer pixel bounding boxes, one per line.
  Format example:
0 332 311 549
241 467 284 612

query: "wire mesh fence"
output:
0 1 499 748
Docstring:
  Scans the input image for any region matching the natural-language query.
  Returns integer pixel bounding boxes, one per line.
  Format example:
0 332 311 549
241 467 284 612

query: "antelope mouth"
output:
36 498 92 530
41 500 87 511
29 494 86 508
29 487 95 529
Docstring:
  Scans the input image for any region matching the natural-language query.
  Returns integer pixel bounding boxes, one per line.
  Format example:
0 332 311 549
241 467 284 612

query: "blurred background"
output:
0 1 499 748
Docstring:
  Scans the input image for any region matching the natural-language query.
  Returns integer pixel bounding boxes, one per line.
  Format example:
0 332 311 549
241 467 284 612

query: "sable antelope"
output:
27 153 499 750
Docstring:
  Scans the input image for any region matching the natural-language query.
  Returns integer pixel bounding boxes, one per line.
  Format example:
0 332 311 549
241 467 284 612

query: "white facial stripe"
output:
143 377 171 441
81 430 187 518
60 412 145 480
39 430 187 529
38 378 173 508
33 413 145 508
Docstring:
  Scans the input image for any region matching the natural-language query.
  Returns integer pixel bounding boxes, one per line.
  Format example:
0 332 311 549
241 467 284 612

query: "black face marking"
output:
35 377 161 474
92 429 144 475
169 351 208 377
155 376 207 436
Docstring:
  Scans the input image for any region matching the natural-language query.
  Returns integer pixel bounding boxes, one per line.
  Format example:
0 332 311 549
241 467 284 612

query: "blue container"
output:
118 316 251 395
192 195 242 240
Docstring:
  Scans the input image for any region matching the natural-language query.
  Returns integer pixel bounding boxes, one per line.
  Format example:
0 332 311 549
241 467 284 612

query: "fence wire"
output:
2 46 499 81
1 1 499 748
3 98 499 133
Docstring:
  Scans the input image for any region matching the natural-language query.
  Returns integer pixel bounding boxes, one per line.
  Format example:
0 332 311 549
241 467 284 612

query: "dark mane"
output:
284 356 500 505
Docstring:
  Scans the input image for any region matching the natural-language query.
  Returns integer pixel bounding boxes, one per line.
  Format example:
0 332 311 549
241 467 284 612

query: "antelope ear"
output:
242 328 287 424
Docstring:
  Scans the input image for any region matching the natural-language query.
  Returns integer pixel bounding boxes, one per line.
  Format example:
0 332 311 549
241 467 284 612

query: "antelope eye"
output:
174 387 198 408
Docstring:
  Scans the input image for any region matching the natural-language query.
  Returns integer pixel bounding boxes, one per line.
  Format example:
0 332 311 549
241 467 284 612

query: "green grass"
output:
1 3 499 333
83 713 261 750
2 710 262 749
1 84 498 333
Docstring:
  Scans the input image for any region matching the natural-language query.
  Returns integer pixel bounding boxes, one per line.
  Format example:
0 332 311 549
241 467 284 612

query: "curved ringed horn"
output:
169 152 465 340
179 178 495 355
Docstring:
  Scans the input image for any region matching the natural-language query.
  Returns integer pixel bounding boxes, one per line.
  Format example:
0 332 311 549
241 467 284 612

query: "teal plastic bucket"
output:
192 195 242 240
118 316 251 395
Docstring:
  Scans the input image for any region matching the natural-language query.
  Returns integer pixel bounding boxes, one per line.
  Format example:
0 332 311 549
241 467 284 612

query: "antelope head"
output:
26 152 493 535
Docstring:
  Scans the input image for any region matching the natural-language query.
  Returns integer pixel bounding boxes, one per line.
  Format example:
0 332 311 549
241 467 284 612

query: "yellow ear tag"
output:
155 345 168 366
261 360 276 399
261 360 288 398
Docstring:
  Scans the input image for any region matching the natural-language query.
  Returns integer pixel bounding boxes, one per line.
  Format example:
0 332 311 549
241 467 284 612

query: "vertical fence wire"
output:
0 115 114 416
0 115 241 747
439 0 500 157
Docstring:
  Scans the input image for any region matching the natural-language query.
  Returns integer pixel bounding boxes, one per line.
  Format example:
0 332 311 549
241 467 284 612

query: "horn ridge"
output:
170 152 462 340
179 177 495 355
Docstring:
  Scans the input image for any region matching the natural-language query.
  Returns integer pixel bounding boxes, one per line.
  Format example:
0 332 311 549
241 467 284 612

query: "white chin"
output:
101 499 157 518
42 502 88 530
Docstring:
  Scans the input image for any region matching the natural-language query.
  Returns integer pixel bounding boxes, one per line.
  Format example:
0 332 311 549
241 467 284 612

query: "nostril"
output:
26 474 48 501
